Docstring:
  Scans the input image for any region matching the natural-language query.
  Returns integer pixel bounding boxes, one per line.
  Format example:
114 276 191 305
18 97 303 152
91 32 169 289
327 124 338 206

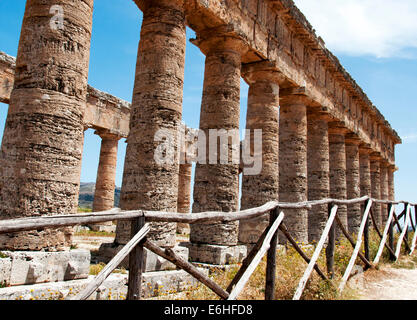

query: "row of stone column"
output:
239 90 396 248
0 0 397 258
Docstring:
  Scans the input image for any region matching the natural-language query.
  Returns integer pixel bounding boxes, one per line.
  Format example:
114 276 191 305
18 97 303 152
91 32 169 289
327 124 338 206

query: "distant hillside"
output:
78 182 121 209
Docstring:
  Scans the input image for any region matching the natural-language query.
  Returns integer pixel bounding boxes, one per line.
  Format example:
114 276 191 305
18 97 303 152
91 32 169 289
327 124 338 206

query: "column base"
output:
0 249 90 286
87 222 116 233
96 243 189 272
182 242 247 265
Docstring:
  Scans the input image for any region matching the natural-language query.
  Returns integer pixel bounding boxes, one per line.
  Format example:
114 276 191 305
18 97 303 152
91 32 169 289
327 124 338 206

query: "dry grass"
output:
173 229 414 301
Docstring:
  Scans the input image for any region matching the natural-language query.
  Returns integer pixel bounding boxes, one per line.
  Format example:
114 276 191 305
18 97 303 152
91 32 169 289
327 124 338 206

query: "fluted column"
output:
190 33 246 248
307 111 330 243
279 94 308 243
176 162 192 234
239 62 281 245
345 135 362 235
379 160 389 227
0 0 94 251
359 146 372 198
370 153 382 228
328 125 349 240
387 165 396 201
92 131 121 213
359 145 372 232
115 0 186 248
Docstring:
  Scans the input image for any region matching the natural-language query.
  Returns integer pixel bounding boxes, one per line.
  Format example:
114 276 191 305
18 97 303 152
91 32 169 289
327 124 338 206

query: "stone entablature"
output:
0 51 15 104
176 0 400 164
0 51 130 139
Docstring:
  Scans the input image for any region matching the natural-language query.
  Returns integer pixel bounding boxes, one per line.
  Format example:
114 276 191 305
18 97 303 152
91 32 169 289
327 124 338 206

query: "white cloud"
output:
293 0 417 58
402 133 417 143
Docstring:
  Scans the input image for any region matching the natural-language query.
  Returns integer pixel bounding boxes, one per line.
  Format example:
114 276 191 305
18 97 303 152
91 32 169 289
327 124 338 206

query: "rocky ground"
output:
349 256 417 300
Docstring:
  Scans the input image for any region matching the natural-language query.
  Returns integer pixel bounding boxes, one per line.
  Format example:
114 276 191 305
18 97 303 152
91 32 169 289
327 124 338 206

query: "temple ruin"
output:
0 0 402 297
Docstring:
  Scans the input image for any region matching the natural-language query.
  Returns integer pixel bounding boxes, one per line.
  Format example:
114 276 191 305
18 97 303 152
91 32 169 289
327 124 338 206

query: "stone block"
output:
2 249 90 286
0 256 11 286
97 243 189 272
183 242 247 265
0 269 208 300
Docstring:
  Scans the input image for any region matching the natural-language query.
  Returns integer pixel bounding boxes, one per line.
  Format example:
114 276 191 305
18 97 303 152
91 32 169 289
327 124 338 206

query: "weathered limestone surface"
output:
379 161 389 226
370 154 382 227
93 131 120 212
328 126 348 240
388 165 396 201
359 147 372 198
0 0 94 251
116 0 187 248
183 242 247 265
0 51 14 104
0 269 207 300
190 33 245 247
183 0 401 165
84 86 131 138
0 51 131 139
89 131 120 231
0 250 90 286
0 0 402 263
307 111 330 243
176 163 192 234
239 62 281 244
279 94 308 243
97 244 189 272
345 136 362 235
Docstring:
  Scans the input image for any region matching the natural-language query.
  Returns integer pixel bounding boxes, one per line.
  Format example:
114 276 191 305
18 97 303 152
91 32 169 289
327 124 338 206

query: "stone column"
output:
90 131 121 231
115 0 186 248
328 125 349 240
239 62 281 246
0 0 94 251
176 162 192 234
279 94 308 244
345 135 362 235
359 145 372 229
307 111 330 243
379 160 389 227
370 153 382 228
188 32 247 264
387 165 396 201
359 146 372 198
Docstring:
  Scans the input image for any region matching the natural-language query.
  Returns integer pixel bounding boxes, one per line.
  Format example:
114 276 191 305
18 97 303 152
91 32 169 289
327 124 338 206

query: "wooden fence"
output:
0 196 416 300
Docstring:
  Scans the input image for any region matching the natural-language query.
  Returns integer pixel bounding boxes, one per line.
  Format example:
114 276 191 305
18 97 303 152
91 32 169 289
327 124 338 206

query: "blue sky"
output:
0 0 416 204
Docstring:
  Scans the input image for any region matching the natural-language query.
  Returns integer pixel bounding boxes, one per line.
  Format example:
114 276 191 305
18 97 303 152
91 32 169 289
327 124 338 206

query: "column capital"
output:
94 129 122 141
345 133 362 146
135 0 184 12
306 109 333 122
359 143 373 155
387 164 398 173
328 122 350 136
241 60 285 84
279 92 312 107
191 26 248 56
370 152 382 161
379 159 391 168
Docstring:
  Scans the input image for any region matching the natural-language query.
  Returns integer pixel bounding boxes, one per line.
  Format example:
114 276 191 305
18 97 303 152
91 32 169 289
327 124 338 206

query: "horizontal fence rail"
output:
0 195 416 300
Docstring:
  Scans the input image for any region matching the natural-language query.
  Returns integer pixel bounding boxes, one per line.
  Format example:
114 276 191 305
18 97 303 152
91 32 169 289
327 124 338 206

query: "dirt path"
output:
350 257 417 300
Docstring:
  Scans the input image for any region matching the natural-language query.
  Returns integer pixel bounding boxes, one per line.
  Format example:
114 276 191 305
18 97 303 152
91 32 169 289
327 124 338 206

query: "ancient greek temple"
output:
0 0 401 267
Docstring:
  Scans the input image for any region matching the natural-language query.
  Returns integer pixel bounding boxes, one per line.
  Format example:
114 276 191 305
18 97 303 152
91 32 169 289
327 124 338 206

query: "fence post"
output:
127 217 146 300
388 203 396 261
265 207 279 300
414 205 417 232
404 203 409 243
363 199 371 261
325 203 335 279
